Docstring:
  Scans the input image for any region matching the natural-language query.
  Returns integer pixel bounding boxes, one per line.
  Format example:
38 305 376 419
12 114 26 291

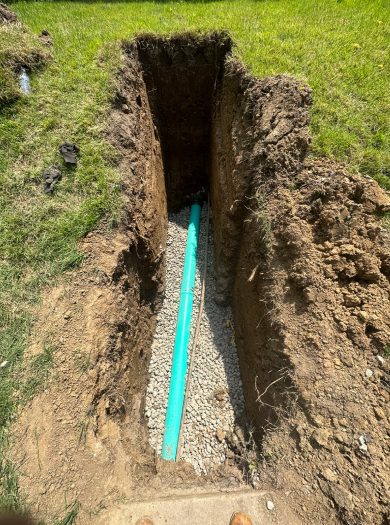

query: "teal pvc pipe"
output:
161 203 202 460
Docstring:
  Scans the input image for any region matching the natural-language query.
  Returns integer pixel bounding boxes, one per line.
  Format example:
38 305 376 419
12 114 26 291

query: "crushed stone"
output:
145 204 246 474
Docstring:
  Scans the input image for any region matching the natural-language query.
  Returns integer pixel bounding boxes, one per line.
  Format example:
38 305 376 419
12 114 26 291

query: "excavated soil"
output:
0 3 18 24
10 33 390 525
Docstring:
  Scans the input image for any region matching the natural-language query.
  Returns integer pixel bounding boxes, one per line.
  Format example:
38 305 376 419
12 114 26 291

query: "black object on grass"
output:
43 166 62 194
59 142 79 165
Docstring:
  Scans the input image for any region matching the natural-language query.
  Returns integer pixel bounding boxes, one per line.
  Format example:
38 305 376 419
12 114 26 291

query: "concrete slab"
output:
97 488 302 525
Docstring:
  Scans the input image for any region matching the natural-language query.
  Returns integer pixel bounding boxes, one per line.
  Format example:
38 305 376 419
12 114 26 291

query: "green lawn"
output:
0 0 389 515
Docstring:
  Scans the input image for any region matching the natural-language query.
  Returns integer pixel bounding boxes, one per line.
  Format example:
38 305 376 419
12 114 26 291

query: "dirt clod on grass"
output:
9 32 390 525
0 3 18 25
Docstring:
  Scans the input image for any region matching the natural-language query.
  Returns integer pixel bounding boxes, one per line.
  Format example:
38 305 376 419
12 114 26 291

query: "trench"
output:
111 32 300 478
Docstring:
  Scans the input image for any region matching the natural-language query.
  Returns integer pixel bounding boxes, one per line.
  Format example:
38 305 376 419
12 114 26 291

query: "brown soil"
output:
0 3 18 25
10 33 389 525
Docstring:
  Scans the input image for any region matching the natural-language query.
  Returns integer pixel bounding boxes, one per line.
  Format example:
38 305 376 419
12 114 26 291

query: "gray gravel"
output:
145 205 245 474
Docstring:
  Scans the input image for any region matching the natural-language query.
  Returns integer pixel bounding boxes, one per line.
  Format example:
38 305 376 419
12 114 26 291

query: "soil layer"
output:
9 33 390 525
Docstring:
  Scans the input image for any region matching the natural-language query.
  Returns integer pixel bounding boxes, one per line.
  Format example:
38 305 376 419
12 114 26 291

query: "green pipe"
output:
162 203 202 460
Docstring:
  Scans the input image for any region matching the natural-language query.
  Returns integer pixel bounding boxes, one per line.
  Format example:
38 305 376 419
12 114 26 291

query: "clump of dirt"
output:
0 3 50 108
9 32 390 525
0 3 18 25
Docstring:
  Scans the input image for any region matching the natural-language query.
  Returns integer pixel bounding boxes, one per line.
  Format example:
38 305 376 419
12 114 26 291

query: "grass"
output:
53 501 80 525
0 21 49 107
0 0 389 518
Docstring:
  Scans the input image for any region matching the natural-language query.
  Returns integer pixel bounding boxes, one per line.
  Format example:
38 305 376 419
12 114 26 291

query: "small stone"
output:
321 467 338 483
373 406 385 420
343 293 361 307
303 287 317 303
329 484 353 510
216 428 226 442
214 388 227 402
365 369 373 378
311 429 332 450
358 435 368 453
266 500 275 511
376 355 385 366
0 360 8 368
334 432 348 445
357 311 368 322
312 415 325 428
359 442 368 453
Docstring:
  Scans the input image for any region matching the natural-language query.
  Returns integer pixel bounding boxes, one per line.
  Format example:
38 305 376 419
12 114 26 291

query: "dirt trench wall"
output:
210 55 390 525
211 61 312 435
255 163 390 525
111 34 315 478
129 33 232 210
105 49 168 448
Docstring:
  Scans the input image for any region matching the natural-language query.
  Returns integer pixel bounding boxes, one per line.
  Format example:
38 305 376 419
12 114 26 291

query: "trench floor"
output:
145 204 246 473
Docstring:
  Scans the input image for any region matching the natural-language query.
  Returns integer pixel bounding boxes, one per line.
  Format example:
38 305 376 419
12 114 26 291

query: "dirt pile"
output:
239 159 390 525
9 33 389 525
0 3 18 25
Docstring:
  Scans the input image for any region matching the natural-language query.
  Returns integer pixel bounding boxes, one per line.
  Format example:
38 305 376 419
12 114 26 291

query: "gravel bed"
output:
145 204 246 474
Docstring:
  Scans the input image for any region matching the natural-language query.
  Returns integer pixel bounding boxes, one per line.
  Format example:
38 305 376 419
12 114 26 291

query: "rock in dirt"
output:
358 435 368 453
266 500 275 511
311 429 332 450
329 484 354 512
214 388 228 402
373 406 385 420
43 166 62 194
321 467 338 483
59 142 79 165
376 355 385 366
